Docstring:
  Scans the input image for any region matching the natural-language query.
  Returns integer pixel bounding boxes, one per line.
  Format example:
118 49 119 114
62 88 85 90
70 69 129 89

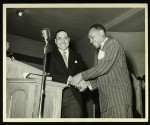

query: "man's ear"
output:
68 38 70 43
99 30 105 36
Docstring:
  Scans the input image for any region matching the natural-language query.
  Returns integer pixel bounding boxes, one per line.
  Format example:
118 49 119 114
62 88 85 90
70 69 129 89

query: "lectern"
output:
6 78 67 118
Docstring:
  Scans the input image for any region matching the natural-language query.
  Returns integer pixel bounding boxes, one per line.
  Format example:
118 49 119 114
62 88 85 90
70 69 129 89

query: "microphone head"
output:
41 28 51 42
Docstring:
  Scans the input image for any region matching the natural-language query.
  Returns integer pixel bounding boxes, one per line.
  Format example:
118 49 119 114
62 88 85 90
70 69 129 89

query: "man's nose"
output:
61 39 66 44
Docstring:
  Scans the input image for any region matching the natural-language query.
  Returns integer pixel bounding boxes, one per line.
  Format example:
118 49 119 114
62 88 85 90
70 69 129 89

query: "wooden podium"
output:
6 78 67 118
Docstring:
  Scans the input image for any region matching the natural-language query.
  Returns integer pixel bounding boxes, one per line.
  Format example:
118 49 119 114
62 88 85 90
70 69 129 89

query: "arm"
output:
82 39 120 81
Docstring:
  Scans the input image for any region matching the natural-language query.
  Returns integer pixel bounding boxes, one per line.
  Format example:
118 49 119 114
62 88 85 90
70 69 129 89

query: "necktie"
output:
62 51 68 68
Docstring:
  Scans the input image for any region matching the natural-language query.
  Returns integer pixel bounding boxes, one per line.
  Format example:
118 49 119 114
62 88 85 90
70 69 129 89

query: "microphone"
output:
41 28 51 44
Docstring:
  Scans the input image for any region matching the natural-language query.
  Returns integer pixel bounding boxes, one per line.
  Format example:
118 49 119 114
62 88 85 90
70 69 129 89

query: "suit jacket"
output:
81 38 133 113
46 48 85 107
130 73 143 117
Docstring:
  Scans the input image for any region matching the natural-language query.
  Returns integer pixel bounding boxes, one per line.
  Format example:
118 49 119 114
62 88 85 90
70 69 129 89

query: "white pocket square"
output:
98 50 105 60
75 60 78 63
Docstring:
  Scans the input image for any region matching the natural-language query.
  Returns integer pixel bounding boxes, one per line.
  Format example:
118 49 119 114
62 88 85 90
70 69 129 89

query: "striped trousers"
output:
101 104 133 118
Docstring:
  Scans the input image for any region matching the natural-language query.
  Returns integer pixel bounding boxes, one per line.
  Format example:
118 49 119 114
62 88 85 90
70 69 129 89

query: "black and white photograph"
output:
3 3 148 122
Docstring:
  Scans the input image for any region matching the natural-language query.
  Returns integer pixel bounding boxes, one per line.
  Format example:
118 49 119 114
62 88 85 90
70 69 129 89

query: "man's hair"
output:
55 29 69 38
89 24 106 34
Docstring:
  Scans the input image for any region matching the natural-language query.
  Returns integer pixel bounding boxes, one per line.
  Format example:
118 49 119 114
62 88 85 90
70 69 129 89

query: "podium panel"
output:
6 78 67 118
43 81 67 118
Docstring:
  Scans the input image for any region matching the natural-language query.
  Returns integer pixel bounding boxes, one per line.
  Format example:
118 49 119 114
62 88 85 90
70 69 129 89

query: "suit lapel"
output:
68 49 75 68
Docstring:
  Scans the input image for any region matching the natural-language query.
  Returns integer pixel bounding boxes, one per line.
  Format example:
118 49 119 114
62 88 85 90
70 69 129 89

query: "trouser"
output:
101 104 133 118
61 88 83 118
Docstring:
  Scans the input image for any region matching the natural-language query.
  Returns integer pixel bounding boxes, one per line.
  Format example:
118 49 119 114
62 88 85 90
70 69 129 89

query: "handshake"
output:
67 73 91 92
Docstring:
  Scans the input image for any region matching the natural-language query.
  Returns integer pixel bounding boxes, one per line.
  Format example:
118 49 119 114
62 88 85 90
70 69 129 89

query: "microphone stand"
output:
38 39 48 118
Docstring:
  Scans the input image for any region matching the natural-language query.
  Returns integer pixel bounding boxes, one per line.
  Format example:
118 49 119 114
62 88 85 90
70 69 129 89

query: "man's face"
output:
55 31 70 51
88 28 104 48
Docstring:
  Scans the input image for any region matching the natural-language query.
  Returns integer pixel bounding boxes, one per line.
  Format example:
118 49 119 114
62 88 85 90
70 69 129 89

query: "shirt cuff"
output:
87 81 92 90
67 76 72 86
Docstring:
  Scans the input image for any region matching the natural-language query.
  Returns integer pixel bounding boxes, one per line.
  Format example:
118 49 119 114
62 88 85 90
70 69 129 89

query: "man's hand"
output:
77 80 88 92
69 73 82 87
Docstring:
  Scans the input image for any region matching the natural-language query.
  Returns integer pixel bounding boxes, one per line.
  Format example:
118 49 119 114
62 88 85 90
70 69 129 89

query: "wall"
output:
7 34 54 70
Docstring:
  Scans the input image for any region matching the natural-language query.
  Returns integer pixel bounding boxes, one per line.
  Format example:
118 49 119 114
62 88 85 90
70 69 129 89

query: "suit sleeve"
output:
46 53 69 84
81 39 120 81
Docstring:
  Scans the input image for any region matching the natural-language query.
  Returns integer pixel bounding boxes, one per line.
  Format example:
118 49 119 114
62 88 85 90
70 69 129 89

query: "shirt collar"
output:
58 48 69 55
101 37 108 49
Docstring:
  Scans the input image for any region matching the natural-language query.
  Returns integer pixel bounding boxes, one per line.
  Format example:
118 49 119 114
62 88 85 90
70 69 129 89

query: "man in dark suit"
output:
46 30 86 118
69 24 133 118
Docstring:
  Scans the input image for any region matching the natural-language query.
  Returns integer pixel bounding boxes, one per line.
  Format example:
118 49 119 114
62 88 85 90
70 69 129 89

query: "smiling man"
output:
46 30 86 118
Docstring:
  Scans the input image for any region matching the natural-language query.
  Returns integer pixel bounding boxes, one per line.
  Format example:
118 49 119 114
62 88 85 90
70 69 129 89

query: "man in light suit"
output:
69 24 133 118
46 30 86 118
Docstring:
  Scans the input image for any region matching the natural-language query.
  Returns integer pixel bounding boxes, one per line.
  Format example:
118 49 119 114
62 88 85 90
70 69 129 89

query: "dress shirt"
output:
58 48 69 62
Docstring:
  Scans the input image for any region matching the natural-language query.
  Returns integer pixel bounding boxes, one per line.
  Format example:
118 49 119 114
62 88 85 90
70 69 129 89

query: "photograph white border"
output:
3 3 148 122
